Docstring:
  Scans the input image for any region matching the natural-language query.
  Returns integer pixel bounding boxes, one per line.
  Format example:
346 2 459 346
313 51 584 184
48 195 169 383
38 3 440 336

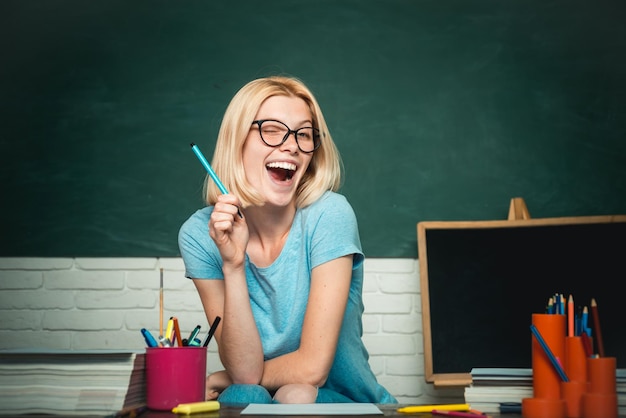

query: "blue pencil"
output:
190 143 228 194
530 324 569 382
190 143 242 218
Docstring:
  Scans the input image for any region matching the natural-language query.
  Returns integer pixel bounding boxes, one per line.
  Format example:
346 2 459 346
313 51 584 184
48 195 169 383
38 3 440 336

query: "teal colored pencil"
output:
530 324 569 382
190 143 243 218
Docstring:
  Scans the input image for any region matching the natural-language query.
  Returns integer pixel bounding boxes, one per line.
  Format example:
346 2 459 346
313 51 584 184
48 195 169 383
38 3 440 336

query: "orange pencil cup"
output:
522 313 566 418
582 356 618 418
145 347 207 410
561 336 589 418
565 336 587 382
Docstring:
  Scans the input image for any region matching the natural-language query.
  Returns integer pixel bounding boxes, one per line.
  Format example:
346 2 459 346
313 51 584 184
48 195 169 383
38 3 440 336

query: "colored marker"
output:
397 404 471 413
172 400 220 414
158 335 171 347
188 337 202 347
190 143 242 218
141 328 159 347
530 324 569 382
165 317 174 343
203 316 221 347
187 325 201 344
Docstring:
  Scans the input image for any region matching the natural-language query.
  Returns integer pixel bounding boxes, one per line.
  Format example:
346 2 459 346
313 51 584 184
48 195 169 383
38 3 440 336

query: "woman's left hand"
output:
205 370 233 400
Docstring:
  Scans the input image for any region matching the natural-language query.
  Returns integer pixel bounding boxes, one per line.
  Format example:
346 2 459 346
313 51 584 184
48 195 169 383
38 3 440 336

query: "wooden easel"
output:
508 197 531 220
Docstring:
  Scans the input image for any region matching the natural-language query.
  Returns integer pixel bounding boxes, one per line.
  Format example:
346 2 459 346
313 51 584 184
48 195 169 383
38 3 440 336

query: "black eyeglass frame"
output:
251 119 321 153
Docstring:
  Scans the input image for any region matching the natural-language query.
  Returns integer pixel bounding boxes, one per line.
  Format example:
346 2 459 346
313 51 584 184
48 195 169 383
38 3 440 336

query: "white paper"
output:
241 403 383 415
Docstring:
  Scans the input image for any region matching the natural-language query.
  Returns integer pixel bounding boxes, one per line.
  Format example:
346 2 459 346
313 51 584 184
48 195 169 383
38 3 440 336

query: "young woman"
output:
178 75 396 404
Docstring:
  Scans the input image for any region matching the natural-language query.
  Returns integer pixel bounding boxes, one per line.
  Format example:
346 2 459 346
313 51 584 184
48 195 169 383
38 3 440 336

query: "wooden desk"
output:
15 404 626 417
137 404 524 418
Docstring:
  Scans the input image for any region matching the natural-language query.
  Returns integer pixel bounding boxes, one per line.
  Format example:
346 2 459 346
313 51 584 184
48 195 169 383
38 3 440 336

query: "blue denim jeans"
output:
218 384 355 405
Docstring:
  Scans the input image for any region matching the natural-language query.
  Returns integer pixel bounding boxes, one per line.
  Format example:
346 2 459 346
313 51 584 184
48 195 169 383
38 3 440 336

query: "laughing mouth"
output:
266 161 296 181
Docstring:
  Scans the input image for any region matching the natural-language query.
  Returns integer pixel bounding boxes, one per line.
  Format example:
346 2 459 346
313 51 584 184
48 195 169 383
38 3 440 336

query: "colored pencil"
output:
159 268 164 338
582 306 590 336
530 324 569 382
191 143 242 218
590 298 605 357
173 316 183 347
581 331 593 357
567 294 574 337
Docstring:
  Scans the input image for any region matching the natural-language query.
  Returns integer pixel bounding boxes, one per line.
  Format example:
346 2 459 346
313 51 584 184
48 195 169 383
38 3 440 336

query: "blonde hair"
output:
203 75 343 208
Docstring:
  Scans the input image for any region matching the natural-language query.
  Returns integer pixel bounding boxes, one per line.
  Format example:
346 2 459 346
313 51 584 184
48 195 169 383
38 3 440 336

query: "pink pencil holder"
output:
145 347 207 410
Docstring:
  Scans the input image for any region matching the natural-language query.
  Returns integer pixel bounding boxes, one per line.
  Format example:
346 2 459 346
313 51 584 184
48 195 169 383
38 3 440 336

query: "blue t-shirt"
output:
178 191 396 403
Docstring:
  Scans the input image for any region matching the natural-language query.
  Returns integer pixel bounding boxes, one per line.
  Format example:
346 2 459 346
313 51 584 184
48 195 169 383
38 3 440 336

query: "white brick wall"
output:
0 257 464 404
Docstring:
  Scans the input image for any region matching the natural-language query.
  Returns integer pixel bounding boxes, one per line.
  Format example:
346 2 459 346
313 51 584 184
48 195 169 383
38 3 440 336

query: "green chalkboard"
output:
1 0 626 257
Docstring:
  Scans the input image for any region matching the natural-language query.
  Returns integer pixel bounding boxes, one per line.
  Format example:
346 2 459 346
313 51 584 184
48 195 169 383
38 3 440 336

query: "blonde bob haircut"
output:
203 75 343 208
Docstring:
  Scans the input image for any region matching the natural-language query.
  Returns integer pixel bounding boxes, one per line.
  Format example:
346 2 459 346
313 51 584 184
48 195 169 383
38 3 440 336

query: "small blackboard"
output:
417 210 626 386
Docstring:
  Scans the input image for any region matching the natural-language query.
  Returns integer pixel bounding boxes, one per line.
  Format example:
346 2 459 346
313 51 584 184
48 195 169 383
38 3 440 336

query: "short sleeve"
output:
306 192 364 270
178 207 224 280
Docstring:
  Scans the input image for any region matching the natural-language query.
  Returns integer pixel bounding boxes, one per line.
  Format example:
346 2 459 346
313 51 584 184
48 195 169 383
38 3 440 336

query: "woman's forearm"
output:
219 265 265 383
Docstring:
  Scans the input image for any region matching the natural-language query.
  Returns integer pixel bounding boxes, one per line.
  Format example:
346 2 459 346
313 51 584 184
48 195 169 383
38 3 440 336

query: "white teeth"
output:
266 162 296 171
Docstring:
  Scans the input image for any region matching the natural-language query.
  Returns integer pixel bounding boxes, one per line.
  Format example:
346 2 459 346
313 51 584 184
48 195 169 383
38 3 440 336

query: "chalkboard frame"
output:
417 212 626 387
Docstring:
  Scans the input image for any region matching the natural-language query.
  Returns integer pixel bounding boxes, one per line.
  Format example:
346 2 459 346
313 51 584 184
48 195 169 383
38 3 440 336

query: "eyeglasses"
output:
251 119 321 153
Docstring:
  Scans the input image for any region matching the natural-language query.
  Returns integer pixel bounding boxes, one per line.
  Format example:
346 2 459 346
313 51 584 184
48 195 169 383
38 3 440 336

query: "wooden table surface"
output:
136 404 522 418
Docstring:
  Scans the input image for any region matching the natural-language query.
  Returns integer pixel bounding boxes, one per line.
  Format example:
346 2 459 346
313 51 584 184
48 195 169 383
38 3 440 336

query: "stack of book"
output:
0 349 145 416
464 368 533 413
465 367 626 415
611 369 626 415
